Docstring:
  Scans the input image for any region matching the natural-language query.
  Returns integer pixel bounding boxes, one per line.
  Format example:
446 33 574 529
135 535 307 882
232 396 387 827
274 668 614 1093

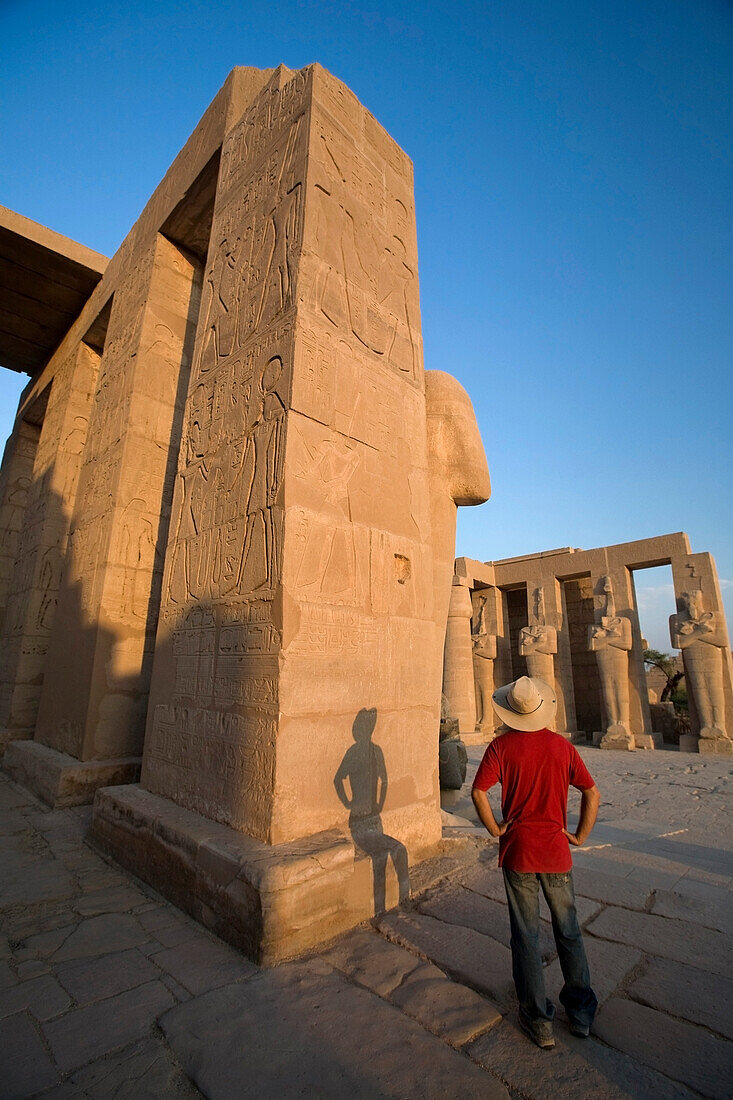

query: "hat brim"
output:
491 677 557 732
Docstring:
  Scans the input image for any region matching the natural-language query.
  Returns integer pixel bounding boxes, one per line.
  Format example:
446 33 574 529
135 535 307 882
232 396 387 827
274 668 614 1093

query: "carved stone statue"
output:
519 587 557 687
588 576 634 750
471 595 496 736
670 590 731 752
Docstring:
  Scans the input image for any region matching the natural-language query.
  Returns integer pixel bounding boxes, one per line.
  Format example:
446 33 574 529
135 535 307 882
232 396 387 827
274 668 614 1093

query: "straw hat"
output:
491 675 557 732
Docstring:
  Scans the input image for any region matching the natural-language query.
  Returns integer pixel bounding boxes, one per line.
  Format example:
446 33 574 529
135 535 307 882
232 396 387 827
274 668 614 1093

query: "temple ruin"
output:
450 534 732 754
0 65 490 961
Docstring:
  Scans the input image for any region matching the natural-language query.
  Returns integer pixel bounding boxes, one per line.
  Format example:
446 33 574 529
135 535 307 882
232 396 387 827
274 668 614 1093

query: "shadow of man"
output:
334 707 409 915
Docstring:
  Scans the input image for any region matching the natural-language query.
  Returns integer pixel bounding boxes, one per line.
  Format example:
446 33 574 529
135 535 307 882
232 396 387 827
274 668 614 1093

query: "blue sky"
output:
1 0 731 649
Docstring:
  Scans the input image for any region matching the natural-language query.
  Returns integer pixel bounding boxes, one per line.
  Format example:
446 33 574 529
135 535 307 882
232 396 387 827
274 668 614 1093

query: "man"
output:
471 675 600 1050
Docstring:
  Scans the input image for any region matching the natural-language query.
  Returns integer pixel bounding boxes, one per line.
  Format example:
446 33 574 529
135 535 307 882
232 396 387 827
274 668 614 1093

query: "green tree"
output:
643 648 684 703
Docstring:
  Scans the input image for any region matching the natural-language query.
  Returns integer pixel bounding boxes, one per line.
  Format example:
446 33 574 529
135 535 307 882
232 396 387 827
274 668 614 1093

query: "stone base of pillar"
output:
698 735 733 755
3 740 141 808
90 785 410 965
572 731 590 745
632 731 658 750
596 724 635 751
462 730 494 746
679 733 698 753
0 727 34 757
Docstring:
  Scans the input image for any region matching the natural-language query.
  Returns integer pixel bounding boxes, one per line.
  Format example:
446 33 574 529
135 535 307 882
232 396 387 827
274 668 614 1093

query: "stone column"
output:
443 583 477 736
90 65 490 964
0 420 39 638
0 343 100 755
4 236 201 805
588 575 635 750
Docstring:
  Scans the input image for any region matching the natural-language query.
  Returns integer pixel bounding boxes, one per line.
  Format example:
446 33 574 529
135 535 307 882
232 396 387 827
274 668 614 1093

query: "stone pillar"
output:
443 583 477 736
0 343 100 755
0 420 39 638
670 562 732 754
588 575 635 750
90 65 489 964
4 236 201 805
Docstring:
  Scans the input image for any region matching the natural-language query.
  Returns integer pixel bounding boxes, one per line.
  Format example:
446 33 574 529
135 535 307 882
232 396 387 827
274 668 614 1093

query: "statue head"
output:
425 371 490 506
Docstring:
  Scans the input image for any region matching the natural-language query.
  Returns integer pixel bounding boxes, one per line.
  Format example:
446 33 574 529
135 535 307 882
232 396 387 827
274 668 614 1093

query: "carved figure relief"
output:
670 589 729 742
311 123 418 380
588 576 633 747
472 595 497 734
519 587 557 685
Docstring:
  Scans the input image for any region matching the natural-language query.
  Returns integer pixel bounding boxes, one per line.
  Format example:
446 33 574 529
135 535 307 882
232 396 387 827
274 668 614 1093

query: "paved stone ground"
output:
0 745 731 1098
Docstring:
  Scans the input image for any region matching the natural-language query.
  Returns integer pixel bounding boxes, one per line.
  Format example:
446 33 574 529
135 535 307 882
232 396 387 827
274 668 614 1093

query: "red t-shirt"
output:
472 729 595 872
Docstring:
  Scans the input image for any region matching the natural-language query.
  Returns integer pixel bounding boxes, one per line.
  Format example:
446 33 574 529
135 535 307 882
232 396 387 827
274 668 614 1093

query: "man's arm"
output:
563 785 600 846
472 787 512 838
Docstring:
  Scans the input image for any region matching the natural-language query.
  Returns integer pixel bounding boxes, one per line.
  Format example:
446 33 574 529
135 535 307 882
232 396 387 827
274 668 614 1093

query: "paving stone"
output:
161 959 509 1099
42 979 176 1073
0 1010 60 1097
68 1035 201 1098
651 886 731 931
628 956 733 1040
160 973 192 1003
587 906 733 977
388 960 501 1046
378 911 515 1007
543 932 641 1006
0 782 34 811
321 927 422 996
456 863 507 902
468 1014 697 1100
9 920 78 960
151 935 258 995
594 997 733 1098
0 937 11 961
56 947 160 1006
0 972 72 1020
0 960 16 990
73 886 150 917
669 875 733 903
0 861 76 907
572 865 653 910
15 958 50 980
419 884 556 956
52 913 150 963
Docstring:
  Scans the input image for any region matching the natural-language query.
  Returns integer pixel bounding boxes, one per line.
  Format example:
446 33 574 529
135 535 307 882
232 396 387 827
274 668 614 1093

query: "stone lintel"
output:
90 784 376 965
3 740 140 808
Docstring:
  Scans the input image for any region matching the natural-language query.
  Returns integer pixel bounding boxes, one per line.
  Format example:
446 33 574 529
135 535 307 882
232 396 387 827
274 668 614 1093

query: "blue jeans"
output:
503 868 597 1028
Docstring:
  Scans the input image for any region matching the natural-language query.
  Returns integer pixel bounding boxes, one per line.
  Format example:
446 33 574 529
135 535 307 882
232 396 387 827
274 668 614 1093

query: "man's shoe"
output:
569 1021 590 1038
518 1015 555 1050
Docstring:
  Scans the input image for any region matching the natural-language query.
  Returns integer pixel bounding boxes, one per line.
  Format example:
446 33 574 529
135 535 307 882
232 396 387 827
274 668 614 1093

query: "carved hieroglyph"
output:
671 589 731 753
588 575 634 749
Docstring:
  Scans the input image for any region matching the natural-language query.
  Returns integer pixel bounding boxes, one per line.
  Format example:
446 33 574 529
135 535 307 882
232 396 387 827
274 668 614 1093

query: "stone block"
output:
587 905 732 977
0 973 71 1021
68 1035 201 1099
42 980 176 1074
419 884 556 957
55 947 159 1006
90 783 377 964
388 961 502 1046
150 936 257 996
0 1011 60 1097
594 998 733 1098
543 934 641 1006
3 740 140 809
161 960 509 1099
321 928 422 997
627 956 733 1040
378 910 515 1007
51 913 151 963
468 1016 697 1100
651 885 731 931
438 738 467 790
